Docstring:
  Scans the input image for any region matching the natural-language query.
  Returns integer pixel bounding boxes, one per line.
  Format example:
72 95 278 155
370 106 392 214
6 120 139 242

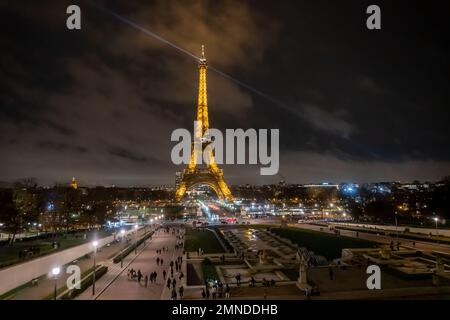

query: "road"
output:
79 225 185 300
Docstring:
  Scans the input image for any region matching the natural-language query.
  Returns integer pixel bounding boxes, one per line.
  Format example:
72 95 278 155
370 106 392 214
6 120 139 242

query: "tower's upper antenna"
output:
199 45 206 64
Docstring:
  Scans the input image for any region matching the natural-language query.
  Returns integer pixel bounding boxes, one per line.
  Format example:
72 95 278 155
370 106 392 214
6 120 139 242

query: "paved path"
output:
86 227 185 300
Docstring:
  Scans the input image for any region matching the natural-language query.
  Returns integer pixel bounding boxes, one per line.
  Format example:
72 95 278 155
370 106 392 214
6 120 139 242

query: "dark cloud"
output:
0 0 449 186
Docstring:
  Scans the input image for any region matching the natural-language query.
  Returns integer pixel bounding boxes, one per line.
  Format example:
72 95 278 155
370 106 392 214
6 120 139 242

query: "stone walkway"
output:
85 227 185 300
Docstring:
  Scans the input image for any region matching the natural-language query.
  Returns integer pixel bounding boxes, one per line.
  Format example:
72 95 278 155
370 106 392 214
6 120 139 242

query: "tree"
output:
0 182 42 245
54 186 81 234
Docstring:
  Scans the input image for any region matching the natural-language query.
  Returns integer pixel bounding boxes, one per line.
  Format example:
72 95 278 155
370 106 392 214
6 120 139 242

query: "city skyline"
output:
1 0 449 186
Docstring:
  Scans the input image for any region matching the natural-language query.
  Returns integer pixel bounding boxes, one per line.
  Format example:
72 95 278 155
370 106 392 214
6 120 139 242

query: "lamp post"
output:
134 224 138 254
52 267 60 300
434 217 439 243
120 230 125 267
92 241 98 295
395 211 399 239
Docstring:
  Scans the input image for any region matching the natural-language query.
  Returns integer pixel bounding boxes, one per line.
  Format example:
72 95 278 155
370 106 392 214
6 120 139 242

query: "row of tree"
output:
0 179 111 245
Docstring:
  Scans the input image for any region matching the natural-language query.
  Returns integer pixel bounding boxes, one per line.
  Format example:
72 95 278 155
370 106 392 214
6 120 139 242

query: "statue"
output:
296 251 309 289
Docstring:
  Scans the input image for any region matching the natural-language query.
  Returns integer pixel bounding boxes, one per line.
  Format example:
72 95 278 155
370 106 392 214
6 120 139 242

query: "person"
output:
201 288 206 299
225 284 230 299
179 272 184 280
172 278 177 289
206 287 210 299
163 270 167 280
179 286 184 299
156 257 160 265
160 258 164 266
167 278 171 289
171 288 177 300
412 241 416 247
396 242 401 251
137 270 142 283
153 271 158 283
305 287 311 300
250 277 256 287
144 275 148 287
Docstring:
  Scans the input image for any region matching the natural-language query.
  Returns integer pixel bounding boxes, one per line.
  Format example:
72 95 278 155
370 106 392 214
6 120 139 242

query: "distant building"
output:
70 177 78 189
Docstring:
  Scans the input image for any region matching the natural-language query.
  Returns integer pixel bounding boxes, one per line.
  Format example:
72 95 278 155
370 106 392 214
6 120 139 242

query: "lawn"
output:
270 227 377 260
184 227 225 253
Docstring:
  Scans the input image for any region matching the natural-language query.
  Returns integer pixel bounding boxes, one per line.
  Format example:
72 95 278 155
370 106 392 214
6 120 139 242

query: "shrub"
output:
112 231 154 263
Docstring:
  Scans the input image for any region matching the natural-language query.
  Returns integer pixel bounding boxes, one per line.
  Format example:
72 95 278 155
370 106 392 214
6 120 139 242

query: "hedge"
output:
112 231 154 264
60 265 108 300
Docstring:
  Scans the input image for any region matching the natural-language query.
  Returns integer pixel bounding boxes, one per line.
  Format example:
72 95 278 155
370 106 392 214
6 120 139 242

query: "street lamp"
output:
52 266 60 300
92 241 98 295
395 211 399 239
134 224 139 254
120 230 125 267
434 217 439 243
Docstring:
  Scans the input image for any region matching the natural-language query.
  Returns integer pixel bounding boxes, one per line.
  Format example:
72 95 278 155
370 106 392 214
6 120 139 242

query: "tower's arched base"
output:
176 169 233 201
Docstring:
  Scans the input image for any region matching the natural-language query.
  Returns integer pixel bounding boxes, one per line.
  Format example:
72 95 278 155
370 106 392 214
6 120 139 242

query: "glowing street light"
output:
134 224 139 254
52 267 60 300
92 241 98 295
434 217 439 242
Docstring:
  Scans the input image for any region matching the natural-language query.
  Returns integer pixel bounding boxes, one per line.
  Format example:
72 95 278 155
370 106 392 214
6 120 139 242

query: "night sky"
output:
1 0 449 186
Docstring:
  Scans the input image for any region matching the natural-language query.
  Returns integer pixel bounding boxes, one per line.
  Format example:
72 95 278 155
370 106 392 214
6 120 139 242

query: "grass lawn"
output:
270 227 377 260
185 227 225 253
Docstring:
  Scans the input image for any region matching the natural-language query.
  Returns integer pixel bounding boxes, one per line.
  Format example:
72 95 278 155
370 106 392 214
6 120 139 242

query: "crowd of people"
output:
201 281 231 299
125 225 186 300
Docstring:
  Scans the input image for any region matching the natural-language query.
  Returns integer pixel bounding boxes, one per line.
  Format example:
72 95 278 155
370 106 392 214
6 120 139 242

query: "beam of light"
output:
86 0 200 61
86 1 376 157
86 0 295 115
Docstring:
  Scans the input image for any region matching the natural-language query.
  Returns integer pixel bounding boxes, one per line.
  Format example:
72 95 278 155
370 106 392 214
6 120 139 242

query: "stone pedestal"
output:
436 255 444 273
259 249 268 264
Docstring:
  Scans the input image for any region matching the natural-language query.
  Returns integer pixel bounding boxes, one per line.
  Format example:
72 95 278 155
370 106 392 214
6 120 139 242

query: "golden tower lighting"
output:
175 45 233 201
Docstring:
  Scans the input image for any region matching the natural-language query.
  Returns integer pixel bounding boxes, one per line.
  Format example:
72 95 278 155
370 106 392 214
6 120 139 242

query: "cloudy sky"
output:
1 0 449 186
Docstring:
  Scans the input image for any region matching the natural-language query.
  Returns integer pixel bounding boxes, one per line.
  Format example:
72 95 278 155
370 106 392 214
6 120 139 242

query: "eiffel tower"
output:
175 46 233 201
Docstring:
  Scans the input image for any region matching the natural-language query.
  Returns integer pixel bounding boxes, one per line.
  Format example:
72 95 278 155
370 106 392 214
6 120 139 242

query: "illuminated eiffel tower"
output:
175 46 233 201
